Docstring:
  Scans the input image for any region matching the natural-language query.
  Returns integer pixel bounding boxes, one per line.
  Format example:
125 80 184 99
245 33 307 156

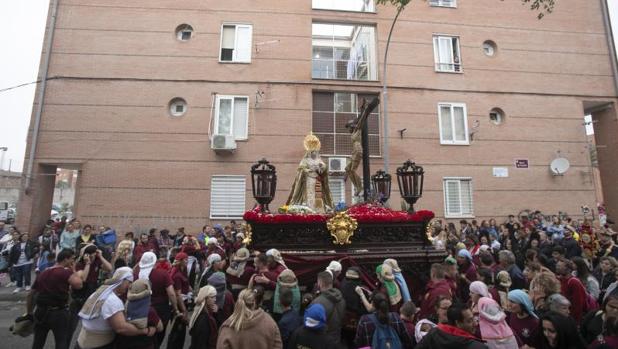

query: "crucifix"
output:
344 97 380 202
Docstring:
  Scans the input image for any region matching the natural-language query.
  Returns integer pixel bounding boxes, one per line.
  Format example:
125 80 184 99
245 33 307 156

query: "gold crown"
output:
303 133 321 152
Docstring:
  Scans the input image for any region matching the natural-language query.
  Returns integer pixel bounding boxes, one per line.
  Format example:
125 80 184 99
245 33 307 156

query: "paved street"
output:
0 278 190 349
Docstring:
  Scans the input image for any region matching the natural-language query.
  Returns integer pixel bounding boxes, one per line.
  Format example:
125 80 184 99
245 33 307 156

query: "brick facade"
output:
16 0 618 233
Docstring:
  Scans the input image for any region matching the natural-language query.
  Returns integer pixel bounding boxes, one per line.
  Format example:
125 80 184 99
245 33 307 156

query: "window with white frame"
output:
429 0 457 8
210 175 246 219
312 0 375 12
433 35 462 72
443 178 473 217
312 23 377 80
214 95 249 140
438 102 468 145
220 24 252 63
329 178 346 204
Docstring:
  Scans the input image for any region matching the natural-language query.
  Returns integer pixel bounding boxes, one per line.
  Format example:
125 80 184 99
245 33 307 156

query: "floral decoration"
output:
244 203 434 225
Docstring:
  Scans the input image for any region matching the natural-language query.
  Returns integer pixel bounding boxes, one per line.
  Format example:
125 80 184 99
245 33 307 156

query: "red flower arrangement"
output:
347 203 434 223
243 204 434 225
243 206 329 224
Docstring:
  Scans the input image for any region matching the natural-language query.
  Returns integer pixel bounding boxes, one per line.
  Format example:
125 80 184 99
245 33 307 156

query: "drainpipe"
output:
25 0 59 193
601 0 618 96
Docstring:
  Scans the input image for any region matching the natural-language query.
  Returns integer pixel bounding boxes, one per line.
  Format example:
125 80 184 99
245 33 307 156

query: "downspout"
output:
601 0 618 96
25 0 59 193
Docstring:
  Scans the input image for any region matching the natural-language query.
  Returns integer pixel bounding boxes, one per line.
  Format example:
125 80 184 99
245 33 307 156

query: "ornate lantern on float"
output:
250 158 277 212
371 170 392 204
396 160 424 212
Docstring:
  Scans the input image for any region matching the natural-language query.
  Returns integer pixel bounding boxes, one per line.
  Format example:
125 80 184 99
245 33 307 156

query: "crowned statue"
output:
286 133 334 213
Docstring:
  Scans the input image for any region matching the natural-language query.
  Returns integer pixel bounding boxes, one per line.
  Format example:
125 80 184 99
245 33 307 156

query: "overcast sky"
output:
1 1 618 172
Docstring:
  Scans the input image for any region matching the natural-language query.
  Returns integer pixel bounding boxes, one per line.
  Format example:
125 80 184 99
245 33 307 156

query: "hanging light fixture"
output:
250 158 277 212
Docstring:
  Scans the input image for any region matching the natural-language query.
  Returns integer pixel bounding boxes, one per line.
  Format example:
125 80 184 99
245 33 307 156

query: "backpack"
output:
370 314 402 349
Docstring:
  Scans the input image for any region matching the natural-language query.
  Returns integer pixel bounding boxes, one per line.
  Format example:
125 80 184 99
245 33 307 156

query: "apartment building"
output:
16 0 618 232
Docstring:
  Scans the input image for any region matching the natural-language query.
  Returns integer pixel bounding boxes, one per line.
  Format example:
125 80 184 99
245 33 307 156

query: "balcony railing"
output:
435 62 462 73
312 58 372 80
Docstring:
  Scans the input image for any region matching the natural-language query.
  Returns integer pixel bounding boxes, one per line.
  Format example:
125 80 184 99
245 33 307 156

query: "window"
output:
210 176 246 219
329 178 346 204
176 24 194 41
483 40 497 57
313 92 380 155
168 98 187 117
214 95 249 140
438 103 468 144
489 108 504 125
312 23 377 80
312 0 375 12
429 0 457 8
433 35 462 72
443 178 473 218
220 24 252 63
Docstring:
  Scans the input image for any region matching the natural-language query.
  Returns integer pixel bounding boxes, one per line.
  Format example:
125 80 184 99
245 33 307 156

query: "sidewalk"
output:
0 272 31 302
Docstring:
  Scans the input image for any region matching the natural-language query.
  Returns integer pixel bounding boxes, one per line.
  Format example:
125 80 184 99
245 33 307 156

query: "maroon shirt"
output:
419 279 452 320
134 243 154 265
32 266 74 307
171 268 191 294
75 258 102 285
134 267 173 306
507 312 539 347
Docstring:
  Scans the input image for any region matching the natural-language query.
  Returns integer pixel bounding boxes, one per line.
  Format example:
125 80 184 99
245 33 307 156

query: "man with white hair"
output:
326 260 342 288
498 250 526 290
134 252 179 348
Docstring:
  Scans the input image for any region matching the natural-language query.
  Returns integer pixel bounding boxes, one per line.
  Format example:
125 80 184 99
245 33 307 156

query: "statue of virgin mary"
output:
286 134 334 213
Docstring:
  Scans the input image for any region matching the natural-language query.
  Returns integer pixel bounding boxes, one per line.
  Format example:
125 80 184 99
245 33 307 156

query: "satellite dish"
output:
550 157 570 176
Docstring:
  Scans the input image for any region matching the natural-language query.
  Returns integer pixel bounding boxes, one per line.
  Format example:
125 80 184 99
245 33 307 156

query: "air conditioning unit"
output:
211 134 237 151
329 157 347 173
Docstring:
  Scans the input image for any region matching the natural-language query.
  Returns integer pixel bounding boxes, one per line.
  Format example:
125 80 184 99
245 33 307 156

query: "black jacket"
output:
287 327 335 349
9 241 38 266
416 326 488 349
560 237 582 259
311 288 346 345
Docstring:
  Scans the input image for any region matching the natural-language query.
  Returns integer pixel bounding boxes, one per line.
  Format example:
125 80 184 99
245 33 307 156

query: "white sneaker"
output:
5 281 15 288
25 286 31 291
12 287 21 293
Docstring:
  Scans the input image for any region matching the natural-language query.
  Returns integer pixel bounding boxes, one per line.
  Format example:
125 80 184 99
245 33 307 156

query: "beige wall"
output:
17 0 617 233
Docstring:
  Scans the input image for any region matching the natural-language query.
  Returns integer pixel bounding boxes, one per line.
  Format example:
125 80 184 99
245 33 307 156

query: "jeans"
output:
32 306 71 349
13 263 32 287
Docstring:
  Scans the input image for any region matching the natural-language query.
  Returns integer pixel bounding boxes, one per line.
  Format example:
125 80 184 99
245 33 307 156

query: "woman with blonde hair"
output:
189 285 218 349
217 288 282 349
529 272 561 316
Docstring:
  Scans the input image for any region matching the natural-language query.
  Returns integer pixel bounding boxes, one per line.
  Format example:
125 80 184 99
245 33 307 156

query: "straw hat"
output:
384 258 401 273
233 248 251 262
496 270 512 288
278 269 298 288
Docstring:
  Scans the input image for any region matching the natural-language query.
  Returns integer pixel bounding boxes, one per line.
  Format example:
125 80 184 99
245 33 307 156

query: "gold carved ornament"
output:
426 218 438 242
326 211 358 245
242 223 253 246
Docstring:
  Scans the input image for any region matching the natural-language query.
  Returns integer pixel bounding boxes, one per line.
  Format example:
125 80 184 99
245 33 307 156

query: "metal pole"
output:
362 116 371 202
382 7 403 175
25 0 59 192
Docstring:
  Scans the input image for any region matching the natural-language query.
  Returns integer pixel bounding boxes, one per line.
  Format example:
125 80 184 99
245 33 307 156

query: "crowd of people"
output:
0 211 617 349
